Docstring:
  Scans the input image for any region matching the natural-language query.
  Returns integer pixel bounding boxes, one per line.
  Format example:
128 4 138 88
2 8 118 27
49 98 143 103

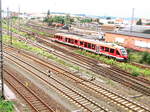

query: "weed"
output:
0 99 14 112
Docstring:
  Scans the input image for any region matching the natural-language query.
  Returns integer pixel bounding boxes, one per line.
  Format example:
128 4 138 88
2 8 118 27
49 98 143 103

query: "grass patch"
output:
22 25 50 37
3 34 81 72
3 23 36 41
0 99 14 112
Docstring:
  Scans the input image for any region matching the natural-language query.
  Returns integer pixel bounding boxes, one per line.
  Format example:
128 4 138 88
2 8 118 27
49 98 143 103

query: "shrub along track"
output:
5 25 150 97
4 45 150 112
4 48 109 112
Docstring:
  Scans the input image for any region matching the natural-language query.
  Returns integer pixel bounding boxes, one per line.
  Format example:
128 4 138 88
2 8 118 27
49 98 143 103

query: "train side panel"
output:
54 33 128 61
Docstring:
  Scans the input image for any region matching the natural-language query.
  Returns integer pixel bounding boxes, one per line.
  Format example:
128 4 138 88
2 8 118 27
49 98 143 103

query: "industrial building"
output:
105 31 150 53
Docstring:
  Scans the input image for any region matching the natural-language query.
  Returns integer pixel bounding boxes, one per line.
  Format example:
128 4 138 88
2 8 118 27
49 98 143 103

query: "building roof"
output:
121 25 150 33
106 31 150 39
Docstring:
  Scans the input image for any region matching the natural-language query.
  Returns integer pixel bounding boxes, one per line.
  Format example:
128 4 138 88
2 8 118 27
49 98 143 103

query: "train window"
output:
101 46 104 51
88 43 91 48
110 49 114 53
120 48 127 55
58 36 61 40
75 40 78 44
68 38 71 43
65 38 67 42
105 47 109 52
80 41 83 45
116 50 120 55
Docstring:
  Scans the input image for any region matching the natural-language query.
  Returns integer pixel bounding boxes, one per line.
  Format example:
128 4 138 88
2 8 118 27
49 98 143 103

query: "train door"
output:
115 49 121 58
92 44 96 50
96 46 99 53
84 42 87 48
100 46 105 53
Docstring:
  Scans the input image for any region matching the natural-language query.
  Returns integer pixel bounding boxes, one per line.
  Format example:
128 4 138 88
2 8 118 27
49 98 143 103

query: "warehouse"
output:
105 31 150 53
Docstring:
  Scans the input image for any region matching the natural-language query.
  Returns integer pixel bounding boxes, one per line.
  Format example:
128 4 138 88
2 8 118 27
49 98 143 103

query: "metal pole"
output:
18 6 20 30
0 0 5 99
10 12 12 45
7 7 10 35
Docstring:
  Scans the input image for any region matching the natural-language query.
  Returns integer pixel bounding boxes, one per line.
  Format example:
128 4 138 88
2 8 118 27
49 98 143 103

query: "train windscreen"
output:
120 48 127 56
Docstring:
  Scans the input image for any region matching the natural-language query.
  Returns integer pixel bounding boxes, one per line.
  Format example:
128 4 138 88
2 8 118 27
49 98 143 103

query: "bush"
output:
131 72 140 77
140 52 150 64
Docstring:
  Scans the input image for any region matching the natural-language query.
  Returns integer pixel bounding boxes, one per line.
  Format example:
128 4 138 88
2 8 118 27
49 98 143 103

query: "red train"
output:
54 33 128 61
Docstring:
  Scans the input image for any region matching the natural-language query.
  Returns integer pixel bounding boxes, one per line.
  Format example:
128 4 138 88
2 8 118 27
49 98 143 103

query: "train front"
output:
120 47 128 61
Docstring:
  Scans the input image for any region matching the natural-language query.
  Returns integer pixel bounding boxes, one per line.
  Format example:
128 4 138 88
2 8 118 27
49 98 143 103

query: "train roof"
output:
55 33 125 49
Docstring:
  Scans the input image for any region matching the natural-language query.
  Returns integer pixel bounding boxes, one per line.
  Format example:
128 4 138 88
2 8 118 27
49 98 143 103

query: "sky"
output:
2 0 150 18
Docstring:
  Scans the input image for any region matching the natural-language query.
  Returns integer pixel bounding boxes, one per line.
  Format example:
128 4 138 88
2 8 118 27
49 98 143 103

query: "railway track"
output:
4 26 150 97
4 68 54 112
37 37 150 95
4 50 109 112
4 46 150 112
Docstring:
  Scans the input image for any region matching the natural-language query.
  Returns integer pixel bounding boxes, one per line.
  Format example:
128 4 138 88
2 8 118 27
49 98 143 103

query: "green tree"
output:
53 16 65 24
64 14 71 25
136 19 142 25
80 18 92 23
